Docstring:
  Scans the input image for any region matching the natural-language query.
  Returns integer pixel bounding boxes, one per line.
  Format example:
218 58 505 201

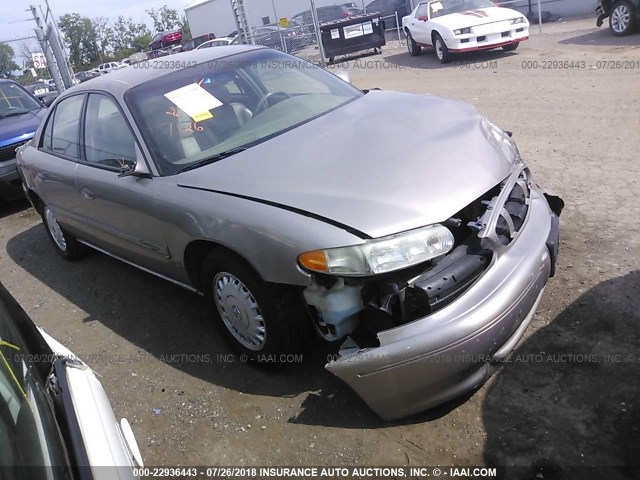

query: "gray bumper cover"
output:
326 184 555 420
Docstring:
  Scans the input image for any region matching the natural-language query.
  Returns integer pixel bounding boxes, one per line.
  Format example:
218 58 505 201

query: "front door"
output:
410 2 431 44
73 93 170 272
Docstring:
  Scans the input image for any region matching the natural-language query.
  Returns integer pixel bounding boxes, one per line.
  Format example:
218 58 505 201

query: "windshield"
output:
0 294 71 474
0 82 43 118
125 49 363 175
429 0 495 17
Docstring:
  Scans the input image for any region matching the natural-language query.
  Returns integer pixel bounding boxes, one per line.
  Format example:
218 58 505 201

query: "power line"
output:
0 36 38 43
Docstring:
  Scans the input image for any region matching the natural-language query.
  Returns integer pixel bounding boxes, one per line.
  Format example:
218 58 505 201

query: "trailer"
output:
185 0 236 40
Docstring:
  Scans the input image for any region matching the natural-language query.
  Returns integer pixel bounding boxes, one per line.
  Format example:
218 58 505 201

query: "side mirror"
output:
334 70 352 84
118 145 152 179
418 15 429 21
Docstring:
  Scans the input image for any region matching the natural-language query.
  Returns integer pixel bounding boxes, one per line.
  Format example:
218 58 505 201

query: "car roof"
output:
60 45 264 97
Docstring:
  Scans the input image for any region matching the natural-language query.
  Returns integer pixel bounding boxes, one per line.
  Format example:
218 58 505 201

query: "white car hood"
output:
432 7 524 28
40 328 144 474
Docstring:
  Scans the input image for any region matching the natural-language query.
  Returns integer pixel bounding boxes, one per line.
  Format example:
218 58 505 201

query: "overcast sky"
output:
1 0 192 63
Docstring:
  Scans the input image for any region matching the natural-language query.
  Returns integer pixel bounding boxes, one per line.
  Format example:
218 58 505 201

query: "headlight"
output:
511 17 525 24
454 27 472 35
480 117 523 166
298 225 455 277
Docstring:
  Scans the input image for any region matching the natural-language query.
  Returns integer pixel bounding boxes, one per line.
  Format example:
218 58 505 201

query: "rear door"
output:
30 94 84 231
73 92 170 272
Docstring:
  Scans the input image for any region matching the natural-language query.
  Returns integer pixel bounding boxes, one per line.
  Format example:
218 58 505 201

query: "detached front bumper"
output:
326 183 560 421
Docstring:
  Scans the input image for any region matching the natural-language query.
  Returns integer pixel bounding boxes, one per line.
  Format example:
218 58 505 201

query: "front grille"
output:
0 140 29 163
403 168 532 320
493 170 531 245
352 169 532 341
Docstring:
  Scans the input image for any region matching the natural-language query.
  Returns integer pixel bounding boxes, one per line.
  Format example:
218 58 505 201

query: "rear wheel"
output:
407 31 422 56
502 42 519 52
40 203 83 260
433 32 452 64
201 250 310 363
609 1 636 36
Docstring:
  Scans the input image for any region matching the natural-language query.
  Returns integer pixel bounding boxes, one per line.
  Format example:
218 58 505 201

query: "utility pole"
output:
47 22 73 88
43 0 75 80
230 0 254 45
309 0 326 67
29 5 65 93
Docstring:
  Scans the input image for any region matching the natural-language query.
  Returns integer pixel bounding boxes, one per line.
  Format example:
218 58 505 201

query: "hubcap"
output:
436 39 444 59
213 272 266 351
408 35 413 53
612 5 630 32
44 207 67 252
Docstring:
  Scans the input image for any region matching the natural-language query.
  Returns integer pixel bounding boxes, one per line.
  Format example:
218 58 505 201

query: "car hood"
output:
177 90 513 239
433 7 524 29
0 108 46 147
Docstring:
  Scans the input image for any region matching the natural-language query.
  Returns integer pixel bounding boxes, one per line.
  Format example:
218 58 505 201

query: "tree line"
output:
0 5 191 80
59 6 191 69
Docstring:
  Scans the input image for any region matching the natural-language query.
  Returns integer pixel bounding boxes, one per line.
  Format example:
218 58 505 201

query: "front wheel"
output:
201 250 310 363
40 203 84 260
502 42 519 52
433 33 452 63
407 31 422 56
609 1 636 36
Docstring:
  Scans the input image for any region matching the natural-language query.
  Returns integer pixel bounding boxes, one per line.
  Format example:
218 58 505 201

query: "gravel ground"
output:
1 16 639 474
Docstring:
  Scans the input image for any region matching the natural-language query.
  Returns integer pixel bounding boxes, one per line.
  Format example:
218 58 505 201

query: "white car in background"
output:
403 0 529 63
0 281 143 476
195 37 239 49
97 61 126 74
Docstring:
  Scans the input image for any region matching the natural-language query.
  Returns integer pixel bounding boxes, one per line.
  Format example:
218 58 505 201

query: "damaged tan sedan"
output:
16 46 563 420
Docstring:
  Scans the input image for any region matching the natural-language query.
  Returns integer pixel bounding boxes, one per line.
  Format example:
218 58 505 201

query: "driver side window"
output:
83 94 136 169
415 2 429 18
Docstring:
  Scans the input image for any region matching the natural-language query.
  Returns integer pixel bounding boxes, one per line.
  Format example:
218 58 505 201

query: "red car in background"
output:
149 30 183 50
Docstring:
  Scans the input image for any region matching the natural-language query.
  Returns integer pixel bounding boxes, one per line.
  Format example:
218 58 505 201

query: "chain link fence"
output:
237 1 413 64
240 0 325 64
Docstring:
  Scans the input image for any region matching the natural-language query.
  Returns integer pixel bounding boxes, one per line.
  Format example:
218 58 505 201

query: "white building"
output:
185 0 359 39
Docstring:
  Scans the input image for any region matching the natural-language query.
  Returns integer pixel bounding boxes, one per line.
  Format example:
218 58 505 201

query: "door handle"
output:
81 187 95 200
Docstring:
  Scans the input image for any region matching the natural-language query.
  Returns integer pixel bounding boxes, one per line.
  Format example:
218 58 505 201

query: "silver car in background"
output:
16 46 562 420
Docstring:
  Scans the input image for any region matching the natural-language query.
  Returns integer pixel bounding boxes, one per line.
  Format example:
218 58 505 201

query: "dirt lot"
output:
1 16 639 474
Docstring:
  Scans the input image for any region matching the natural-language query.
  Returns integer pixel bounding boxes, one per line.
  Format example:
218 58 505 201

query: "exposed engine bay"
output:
303 169 552 347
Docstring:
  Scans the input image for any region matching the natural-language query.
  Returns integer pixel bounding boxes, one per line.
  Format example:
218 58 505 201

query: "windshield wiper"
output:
0 110 30 119
178 148 247 173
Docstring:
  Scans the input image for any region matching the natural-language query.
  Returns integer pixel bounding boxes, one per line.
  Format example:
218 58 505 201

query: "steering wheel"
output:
254 91 291 114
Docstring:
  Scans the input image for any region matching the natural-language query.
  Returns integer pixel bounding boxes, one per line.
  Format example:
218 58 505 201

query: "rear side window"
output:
46 95 85 159
83 94 136 169
41 114 53 151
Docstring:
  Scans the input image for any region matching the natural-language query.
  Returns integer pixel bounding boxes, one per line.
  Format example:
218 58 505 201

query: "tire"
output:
609 1 636 36
433 32 452 64
502 42 519 52
40 203 84 260
407 31 422 56
201 250 310 363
